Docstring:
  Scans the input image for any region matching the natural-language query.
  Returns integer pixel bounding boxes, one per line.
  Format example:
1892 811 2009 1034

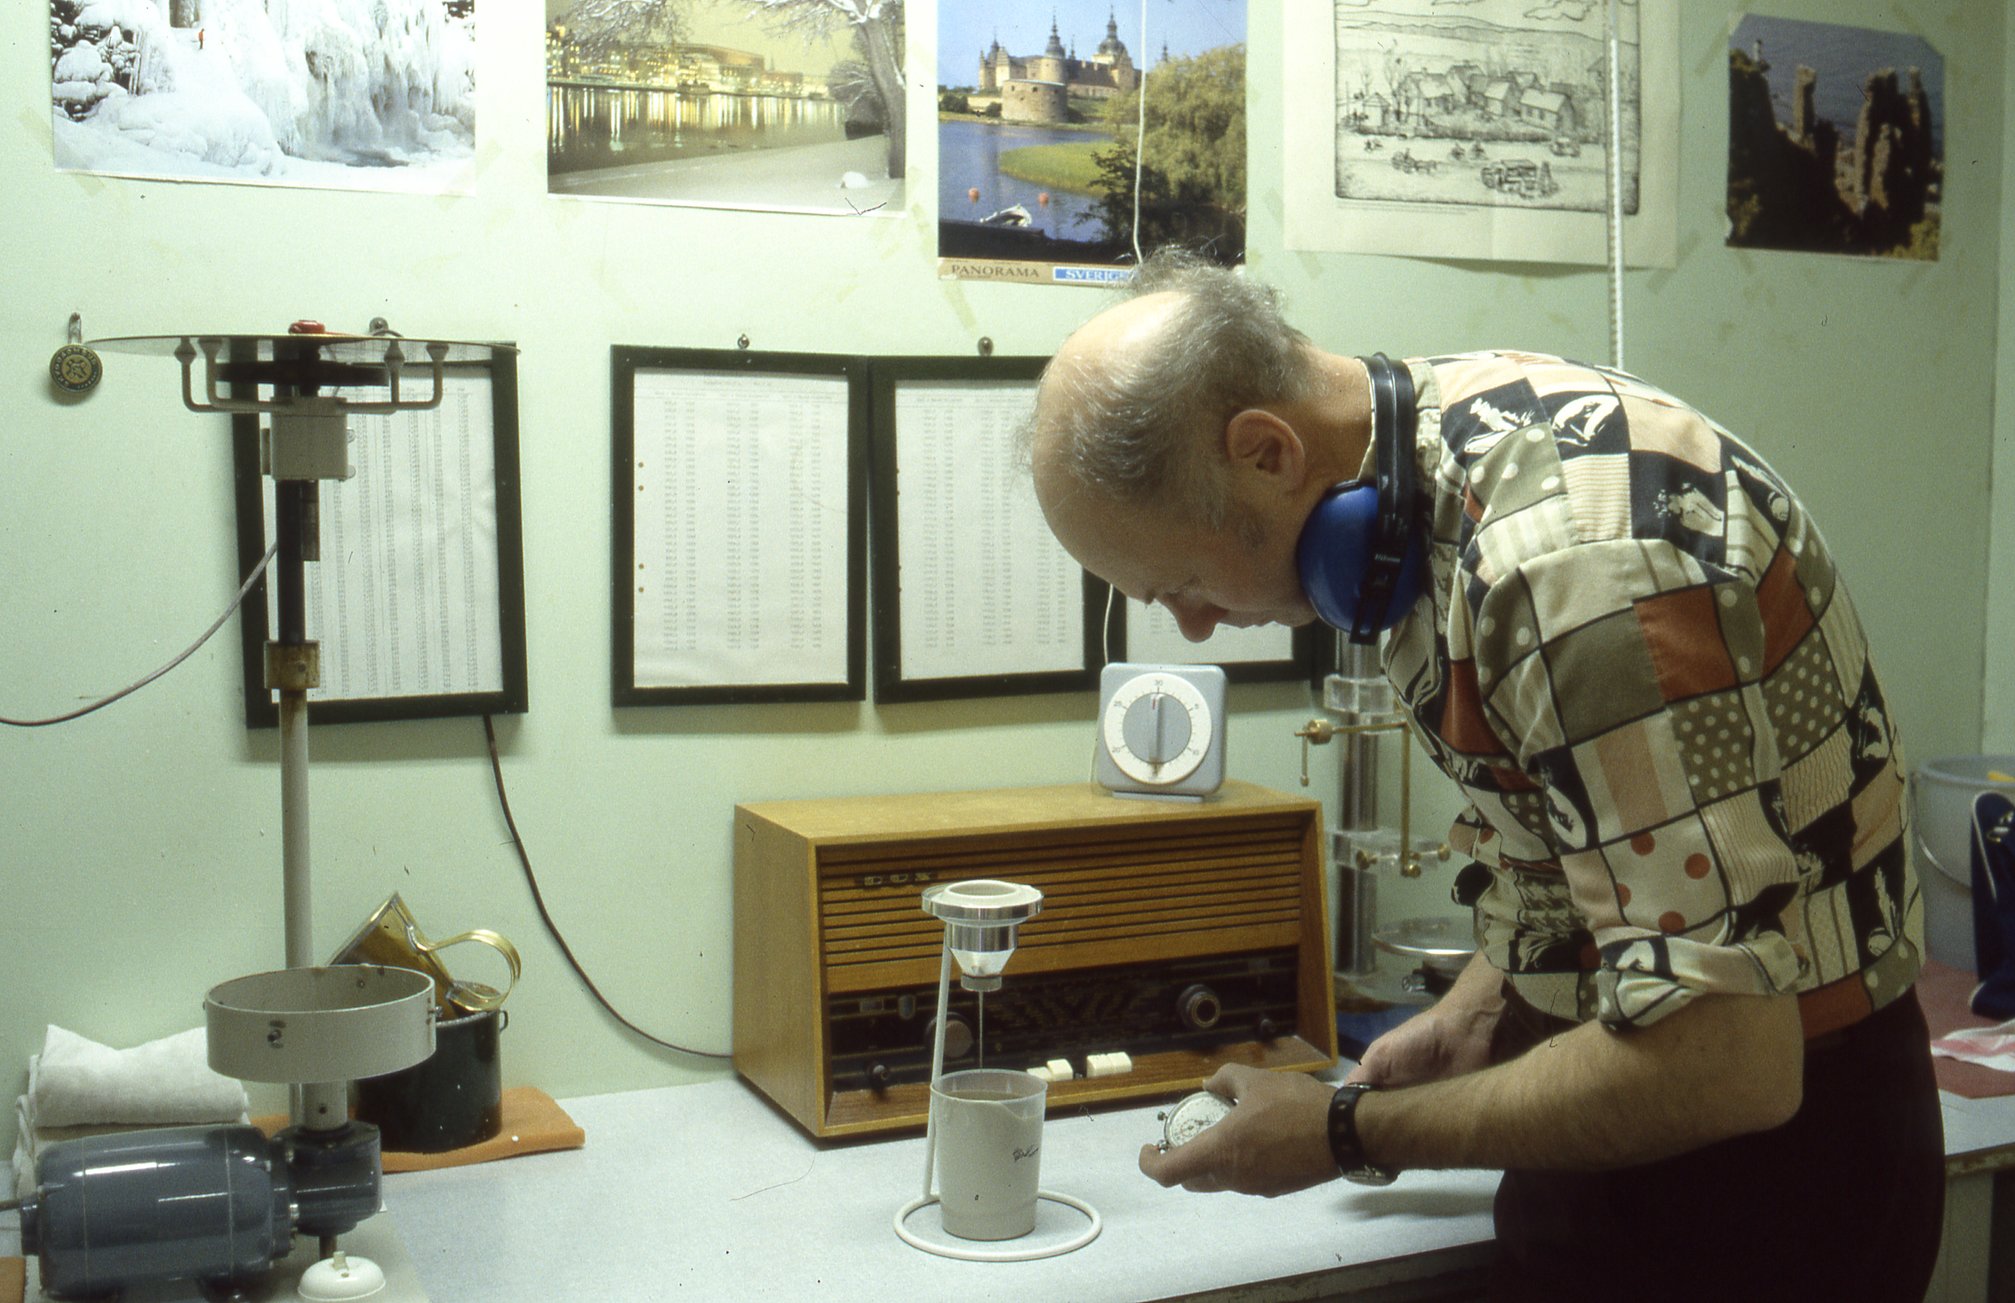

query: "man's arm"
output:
1356 987 1803 1173
1138 987 1803 1195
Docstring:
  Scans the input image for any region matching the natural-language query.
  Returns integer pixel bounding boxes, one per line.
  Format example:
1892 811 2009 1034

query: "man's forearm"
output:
1436 948 1507 1026
1355 990 1804 1173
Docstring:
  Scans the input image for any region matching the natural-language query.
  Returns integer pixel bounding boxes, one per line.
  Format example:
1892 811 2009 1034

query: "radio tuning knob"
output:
926 1015 975 1060
866 1062 891 1091
1177 984 1222 1032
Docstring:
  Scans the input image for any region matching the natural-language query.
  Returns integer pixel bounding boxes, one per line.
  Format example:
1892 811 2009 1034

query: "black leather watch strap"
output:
1328 1082 1398 1185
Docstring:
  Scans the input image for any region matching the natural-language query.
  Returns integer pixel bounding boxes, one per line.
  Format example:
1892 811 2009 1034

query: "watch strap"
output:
1328 1082 1398 1184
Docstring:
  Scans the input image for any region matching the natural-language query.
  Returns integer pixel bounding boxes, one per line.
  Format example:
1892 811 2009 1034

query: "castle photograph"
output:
974 12 1141 125
936 1 1249 276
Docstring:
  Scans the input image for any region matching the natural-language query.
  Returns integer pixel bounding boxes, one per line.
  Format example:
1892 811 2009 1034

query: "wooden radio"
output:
732 780 1336 1138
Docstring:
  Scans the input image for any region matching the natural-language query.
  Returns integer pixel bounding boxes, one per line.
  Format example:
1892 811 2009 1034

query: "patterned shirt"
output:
1380 351 1922 1036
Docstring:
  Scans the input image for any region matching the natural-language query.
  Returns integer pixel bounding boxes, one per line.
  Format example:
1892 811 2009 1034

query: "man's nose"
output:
1164 596 1224 643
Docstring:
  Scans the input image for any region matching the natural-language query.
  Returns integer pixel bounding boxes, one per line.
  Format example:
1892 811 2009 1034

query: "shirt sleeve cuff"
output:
1594 932 1803 1029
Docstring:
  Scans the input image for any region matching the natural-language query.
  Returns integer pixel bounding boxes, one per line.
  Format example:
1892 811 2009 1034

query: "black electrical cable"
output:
1 543 279 728
482 714 731 1059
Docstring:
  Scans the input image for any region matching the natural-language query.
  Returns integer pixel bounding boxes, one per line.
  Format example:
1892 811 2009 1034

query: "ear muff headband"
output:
1356 352 1419 641
1293 352 1426 644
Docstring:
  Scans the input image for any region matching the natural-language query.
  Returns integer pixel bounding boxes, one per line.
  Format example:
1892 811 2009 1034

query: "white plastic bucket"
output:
1912 755 2015 971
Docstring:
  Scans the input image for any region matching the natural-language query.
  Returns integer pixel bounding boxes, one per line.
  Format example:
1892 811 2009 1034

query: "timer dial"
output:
1094 662 1227 798
1102 669 1212 786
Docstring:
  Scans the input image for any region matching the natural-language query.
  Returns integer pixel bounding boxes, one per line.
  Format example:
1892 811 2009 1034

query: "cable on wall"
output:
1 542 279 728
1130 0 1150 264
482 714 732 1060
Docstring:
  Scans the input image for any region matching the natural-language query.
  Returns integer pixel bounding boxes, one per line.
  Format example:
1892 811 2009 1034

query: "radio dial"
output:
1177 984 1222 1031
926 1015 975 1060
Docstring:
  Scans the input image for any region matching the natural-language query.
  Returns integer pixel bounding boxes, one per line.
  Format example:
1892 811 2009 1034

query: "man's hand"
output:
1136 1064 1338 1197
1348 949 1504 1089
1346 1002 1495 1088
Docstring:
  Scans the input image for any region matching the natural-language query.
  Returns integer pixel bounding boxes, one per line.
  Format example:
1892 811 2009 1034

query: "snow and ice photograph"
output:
545 0 905 216
49 0 478 192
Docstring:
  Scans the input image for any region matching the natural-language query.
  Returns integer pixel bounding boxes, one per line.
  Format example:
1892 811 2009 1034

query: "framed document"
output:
230 349 529 727
869 356 1100 703
613 347 867 706
1118 597 1328 684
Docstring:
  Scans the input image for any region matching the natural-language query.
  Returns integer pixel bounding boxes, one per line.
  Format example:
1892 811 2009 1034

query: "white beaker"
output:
930 1068 1046 1241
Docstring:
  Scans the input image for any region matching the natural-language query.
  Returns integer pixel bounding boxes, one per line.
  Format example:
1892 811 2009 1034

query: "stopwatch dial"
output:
1161 1089 1234 1149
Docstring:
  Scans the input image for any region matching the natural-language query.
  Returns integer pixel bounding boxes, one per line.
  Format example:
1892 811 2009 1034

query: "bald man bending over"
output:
1023 250 1944 1302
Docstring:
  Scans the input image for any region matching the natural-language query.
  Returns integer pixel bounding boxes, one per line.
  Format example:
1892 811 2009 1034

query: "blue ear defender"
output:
1294 353 1426 644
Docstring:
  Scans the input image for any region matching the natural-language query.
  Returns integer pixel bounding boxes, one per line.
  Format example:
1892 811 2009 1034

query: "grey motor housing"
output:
19 1120 382 1300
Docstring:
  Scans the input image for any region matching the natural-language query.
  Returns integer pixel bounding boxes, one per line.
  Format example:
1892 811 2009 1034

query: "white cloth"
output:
1930 1018 2015 1073
29 1025 247 1129
11 1098 34 1199
14 1089 219 1199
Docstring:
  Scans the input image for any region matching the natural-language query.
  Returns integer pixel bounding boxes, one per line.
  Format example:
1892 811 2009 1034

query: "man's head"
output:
1025 251 1355 641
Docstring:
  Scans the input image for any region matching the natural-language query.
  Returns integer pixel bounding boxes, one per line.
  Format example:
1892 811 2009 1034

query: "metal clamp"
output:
265 642 321 692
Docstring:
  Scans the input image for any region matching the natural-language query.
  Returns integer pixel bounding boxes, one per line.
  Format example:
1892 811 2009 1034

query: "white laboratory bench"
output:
381 1075 1501 1302
5 1074 2013 1302
377 1077 2015 1303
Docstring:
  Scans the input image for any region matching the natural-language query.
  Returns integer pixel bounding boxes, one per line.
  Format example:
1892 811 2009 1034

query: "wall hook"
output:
50 312 103 396
737 334 751 350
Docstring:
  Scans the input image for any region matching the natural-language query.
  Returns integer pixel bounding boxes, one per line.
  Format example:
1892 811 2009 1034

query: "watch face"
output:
1158 1089 1233 1150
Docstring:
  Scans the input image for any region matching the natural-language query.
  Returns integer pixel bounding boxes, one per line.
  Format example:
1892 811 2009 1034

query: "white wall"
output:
0 0 2004 1155
1986 0 2015 751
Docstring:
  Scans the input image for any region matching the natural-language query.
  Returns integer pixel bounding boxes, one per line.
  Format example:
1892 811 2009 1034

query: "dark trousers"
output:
1488 986 1946 1303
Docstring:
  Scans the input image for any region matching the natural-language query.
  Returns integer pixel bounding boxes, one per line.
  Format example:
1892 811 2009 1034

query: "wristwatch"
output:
1328 1083 1398 1185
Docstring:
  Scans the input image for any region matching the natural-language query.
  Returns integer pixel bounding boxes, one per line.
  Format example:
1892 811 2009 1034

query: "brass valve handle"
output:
1294 718 1339 786
1292 714 1449 878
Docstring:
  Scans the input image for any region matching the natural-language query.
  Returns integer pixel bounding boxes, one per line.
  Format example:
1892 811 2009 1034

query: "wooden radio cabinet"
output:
732 780 1335 1138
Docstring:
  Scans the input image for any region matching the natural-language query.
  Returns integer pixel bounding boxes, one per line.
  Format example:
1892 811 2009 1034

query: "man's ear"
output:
1223 408 1307 486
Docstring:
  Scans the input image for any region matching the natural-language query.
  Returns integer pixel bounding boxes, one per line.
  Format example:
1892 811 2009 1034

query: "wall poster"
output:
545 0 904 216
935 0 1248 285
1282 0 1677 267
1726 15 1942 261
51 0 477 192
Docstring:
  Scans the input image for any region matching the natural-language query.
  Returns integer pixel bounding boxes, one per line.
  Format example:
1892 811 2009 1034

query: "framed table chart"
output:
868 356 1100 703
612 347 867 707
230 347 528 727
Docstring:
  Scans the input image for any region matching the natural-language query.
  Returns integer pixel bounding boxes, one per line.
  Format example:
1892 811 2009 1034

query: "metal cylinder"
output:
1331 644 1384 977
20 1126 292 1299
286 1121 384 1240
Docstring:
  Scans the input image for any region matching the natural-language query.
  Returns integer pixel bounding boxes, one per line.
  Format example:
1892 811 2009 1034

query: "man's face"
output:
1032 463 1317 643
1027 290 1322 642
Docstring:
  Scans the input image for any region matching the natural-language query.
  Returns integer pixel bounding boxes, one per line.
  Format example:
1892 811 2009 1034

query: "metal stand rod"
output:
920 940 953 1200
276 481 315 973
280 690 312 971
1335 644 1382 977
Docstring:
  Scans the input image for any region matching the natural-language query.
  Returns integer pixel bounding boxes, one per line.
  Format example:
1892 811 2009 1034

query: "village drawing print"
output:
1331 0 1639 216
